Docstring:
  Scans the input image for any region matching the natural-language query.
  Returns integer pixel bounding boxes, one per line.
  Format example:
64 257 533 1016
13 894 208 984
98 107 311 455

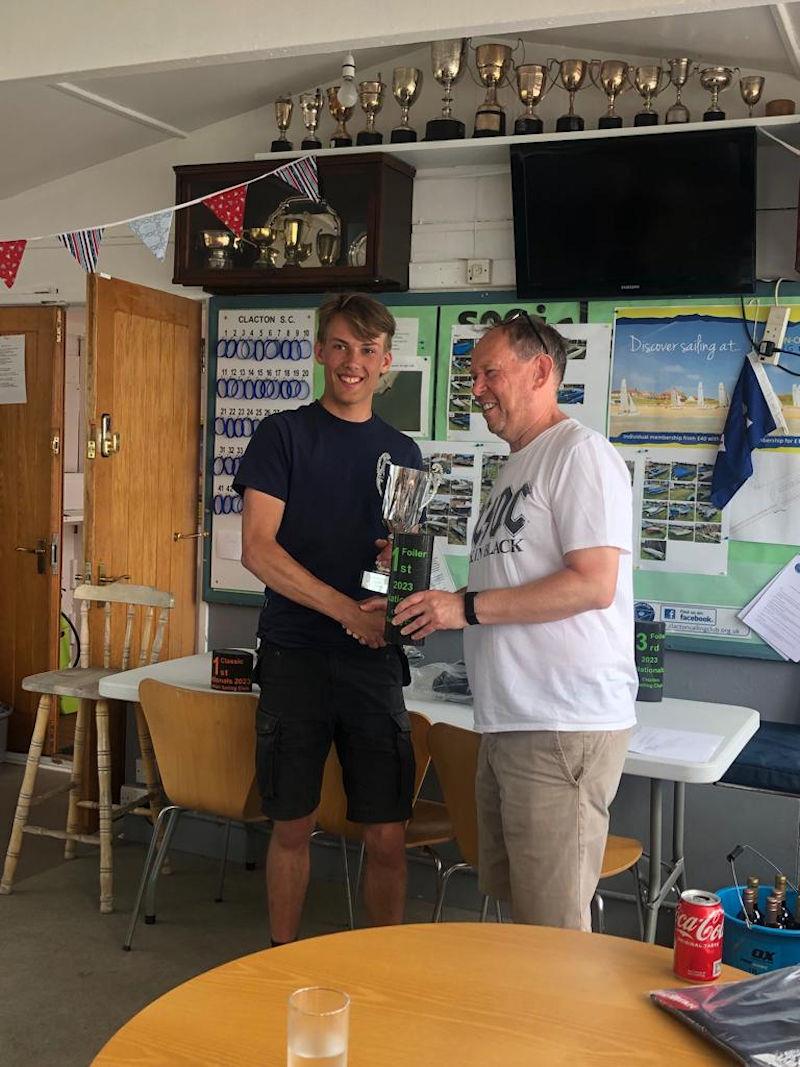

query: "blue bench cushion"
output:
720 721 800 794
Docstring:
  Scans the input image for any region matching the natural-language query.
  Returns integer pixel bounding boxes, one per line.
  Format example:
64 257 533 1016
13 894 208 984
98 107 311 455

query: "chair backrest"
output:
74 582 175 670
317 711 432 840
138 679 261 821
427 722 481 869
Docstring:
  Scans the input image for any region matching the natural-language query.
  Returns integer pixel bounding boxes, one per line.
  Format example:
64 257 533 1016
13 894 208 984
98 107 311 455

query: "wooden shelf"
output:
254 113 800 170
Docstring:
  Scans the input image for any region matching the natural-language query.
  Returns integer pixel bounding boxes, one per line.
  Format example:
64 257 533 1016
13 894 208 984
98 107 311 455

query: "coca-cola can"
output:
674 889 724 982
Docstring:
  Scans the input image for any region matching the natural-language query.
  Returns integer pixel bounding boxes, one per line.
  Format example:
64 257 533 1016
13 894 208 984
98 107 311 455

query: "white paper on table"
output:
0 334 26 404
215 529 242 561
628 725 724 763
738 554 800 661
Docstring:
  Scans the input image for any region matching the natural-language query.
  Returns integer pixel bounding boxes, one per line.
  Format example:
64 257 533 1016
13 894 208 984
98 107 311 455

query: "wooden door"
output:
0 307 65 752
84 276 202 656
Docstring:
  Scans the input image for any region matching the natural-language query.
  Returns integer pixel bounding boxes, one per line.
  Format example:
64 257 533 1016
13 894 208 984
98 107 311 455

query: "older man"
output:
389 315 637 930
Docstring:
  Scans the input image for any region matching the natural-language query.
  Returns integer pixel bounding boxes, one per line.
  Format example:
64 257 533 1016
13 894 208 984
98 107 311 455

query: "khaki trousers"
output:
476 728 631 931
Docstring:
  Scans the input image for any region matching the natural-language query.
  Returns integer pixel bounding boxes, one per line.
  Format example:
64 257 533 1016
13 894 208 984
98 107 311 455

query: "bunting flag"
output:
58 228 104 272
128 210 173 261
274 156 320 202
0 239 26 289
202 184 247 236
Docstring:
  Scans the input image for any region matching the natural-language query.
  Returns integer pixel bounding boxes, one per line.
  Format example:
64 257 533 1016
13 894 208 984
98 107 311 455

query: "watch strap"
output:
464 590 481 626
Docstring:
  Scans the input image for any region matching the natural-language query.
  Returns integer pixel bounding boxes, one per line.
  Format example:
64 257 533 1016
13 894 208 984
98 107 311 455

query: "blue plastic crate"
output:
718 885 800 975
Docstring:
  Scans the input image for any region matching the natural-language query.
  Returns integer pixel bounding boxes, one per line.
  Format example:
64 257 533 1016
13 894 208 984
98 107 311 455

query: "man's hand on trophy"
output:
374 537 392 572
343 599 387 648
391 590 467 640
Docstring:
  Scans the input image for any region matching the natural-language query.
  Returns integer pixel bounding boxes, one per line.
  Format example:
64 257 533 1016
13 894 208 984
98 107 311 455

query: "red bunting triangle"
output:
202 184 247 237
0 239 26 289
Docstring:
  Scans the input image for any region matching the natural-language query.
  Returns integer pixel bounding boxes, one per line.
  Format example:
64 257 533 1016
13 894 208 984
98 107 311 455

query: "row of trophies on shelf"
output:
270 40 785 152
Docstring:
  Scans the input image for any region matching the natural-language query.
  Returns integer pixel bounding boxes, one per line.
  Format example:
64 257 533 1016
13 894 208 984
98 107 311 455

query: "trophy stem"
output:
442 81 453 118
568 90 576 117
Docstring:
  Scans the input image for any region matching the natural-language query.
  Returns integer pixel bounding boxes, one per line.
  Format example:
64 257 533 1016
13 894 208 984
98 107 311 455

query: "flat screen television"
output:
510 127 757 300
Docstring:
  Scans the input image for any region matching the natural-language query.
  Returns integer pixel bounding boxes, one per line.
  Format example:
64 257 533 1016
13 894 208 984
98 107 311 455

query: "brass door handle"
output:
98 574 130 585
173 531 209 542
99 413 121 458
16 540 47 574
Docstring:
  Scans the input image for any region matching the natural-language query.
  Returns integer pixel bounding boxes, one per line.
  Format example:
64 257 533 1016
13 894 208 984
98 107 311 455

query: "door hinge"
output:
200 337 206 374
51 434 60 455
87 437 96 460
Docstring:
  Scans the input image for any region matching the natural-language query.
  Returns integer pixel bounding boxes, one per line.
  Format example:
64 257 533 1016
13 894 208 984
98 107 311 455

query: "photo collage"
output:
423 451 476 547
448 337 480 434
640 460 722 563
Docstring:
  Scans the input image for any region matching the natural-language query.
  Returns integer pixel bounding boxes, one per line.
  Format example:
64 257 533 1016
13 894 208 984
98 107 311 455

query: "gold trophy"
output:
550 59 590 132
628 64 670 126
514 63 549 134
316 232 341 266
589 59 630 129
700 66 738 121
299 89 323 149
327 85 355 148
390 67 422 143
425 38 467 141
740 74 765 117
664 58 695 124
283 218 312 266
473 42 513 137
200 230 239 270
356 76 385 145
271 95 293 152
244 226 278 268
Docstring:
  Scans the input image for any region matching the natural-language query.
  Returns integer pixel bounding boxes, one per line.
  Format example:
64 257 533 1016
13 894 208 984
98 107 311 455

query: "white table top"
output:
100 651 759 785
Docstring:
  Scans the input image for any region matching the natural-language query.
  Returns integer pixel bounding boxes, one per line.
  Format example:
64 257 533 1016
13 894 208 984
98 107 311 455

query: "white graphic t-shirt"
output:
463 419 638 733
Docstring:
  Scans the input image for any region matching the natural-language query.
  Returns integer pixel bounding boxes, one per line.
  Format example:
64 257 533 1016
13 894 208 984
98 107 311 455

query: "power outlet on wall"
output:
758 306 790 364
467 259 492 285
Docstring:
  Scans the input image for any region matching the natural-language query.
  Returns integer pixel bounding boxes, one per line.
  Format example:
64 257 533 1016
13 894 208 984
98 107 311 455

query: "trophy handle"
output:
546 58 564 93
421 463 443 510
657 67 671 95
376 452 391 496
588 59 602 91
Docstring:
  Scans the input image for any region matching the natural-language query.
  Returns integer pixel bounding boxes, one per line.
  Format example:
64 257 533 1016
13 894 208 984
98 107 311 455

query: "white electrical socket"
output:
467 259 492 285
759 306 790 364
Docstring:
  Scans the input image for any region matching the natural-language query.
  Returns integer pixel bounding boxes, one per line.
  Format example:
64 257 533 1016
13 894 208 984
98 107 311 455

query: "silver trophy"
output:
361 454 442 594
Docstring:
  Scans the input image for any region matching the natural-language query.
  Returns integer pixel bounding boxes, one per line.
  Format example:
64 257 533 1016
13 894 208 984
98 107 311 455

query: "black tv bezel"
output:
510 127 758 301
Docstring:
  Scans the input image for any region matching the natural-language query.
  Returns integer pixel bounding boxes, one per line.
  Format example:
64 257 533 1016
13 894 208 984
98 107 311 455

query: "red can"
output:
673 889 724 982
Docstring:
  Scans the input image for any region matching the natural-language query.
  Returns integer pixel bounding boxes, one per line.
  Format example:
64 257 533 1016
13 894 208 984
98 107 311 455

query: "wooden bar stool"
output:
0 582 174 913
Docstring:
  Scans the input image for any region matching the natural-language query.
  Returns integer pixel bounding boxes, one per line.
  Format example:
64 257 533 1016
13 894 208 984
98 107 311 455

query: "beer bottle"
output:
774 875 794 929
746 875 760 893
765 894 782 929
738 886 762 925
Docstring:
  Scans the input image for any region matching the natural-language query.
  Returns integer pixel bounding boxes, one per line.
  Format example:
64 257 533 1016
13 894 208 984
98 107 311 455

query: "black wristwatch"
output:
464 591 481 626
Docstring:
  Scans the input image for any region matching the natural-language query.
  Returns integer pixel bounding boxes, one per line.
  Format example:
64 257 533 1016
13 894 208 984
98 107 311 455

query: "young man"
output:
387 315 637 930
234 293 422 944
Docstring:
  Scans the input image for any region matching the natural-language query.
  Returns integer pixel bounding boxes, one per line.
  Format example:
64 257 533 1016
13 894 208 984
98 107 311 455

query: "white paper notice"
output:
738 554 800 661
728 451 800 546
0 334 26 404
215 529 242 561
629 726 724 763
391 317 420 362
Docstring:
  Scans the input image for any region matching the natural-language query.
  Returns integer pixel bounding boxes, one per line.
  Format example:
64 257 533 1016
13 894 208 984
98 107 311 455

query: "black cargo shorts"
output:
254 643 415 824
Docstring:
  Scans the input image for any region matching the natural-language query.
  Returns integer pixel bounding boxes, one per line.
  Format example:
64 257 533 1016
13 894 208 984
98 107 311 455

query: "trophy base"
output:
390 127 418 143
330 135 353 148
301 136 323 149
598 114 623 129
555 114 584 132
270 139 294 152
633 111 659 127
473 110 506 137
514 115 543 135
665 104 691 124
425 117 466 141
703 108 726 121
356 130 383 146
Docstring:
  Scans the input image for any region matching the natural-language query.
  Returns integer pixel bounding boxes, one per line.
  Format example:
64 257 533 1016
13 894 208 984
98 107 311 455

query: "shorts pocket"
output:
392 709 415 801
255 709 280 800
554 731 585 787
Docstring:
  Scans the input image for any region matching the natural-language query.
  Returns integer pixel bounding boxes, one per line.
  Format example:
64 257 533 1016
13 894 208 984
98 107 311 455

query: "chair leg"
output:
0 695 51 894
340 836 355 930
354 842 366 905
495 899 503 923
432 863 470 923
95 698 114 914
64 699 88 860
632 862 645 940
593 892 606 934
133 704 164 831
144 808 181 922
420 845 444 902
244 823 257 871
480 895 490 922
123 804 178 951
215 820 232 903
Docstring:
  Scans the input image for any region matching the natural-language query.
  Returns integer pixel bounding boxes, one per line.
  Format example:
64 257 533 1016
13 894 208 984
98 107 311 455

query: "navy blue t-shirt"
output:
234 400 422 650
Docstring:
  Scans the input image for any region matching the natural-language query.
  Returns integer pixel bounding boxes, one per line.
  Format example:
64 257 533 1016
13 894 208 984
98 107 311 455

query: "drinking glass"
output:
287 987 350 1067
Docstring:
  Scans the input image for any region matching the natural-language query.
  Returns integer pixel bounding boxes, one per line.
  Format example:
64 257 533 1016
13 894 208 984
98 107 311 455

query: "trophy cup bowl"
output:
740 74 765 117
551 58 590 132
699 65 737 120
244 226 278 268
327 85 355 147
271 95 294 152
316 232 341 266
628 64 669 126
390 66 422 143
589 59 630 129
473 42 513 137
664 57 694 124
283 217 310 266
200 229 239 270
425 38 467 141
356 77 385 146
299 89 323 149
514 63 549 134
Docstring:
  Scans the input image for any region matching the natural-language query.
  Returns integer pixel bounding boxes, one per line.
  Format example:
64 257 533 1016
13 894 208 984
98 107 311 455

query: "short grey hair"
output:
494 317 568 384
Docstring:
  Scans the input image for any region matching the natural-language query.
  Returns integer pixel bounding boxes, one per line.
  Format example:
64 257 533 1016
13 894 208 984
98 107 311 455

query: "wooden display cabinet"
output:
172 154 414 294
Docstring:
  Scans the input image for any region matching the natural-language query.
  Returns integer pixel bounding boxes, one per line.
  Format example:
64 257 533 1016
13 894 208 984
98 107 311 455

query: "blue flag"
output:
711 354 784 509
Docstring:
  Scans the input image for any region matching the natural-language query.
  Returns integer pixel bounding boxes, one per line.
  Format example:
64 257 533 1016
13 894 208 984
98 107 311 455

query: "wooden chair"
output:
1 582 174 914
428 722 644 932
315 711 454 927
124 679 267 951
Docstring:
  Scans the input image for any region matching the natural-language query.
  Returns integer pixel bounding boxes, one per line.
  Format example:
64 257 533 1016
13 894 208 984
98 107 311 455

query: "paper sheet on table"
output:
629 726 724 763
738 554 800 661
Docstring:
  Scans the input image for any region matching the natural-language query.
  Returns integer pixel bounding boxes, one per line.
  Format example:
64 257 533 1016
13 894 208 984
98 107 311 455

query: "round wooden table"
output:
93 923 746 1065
